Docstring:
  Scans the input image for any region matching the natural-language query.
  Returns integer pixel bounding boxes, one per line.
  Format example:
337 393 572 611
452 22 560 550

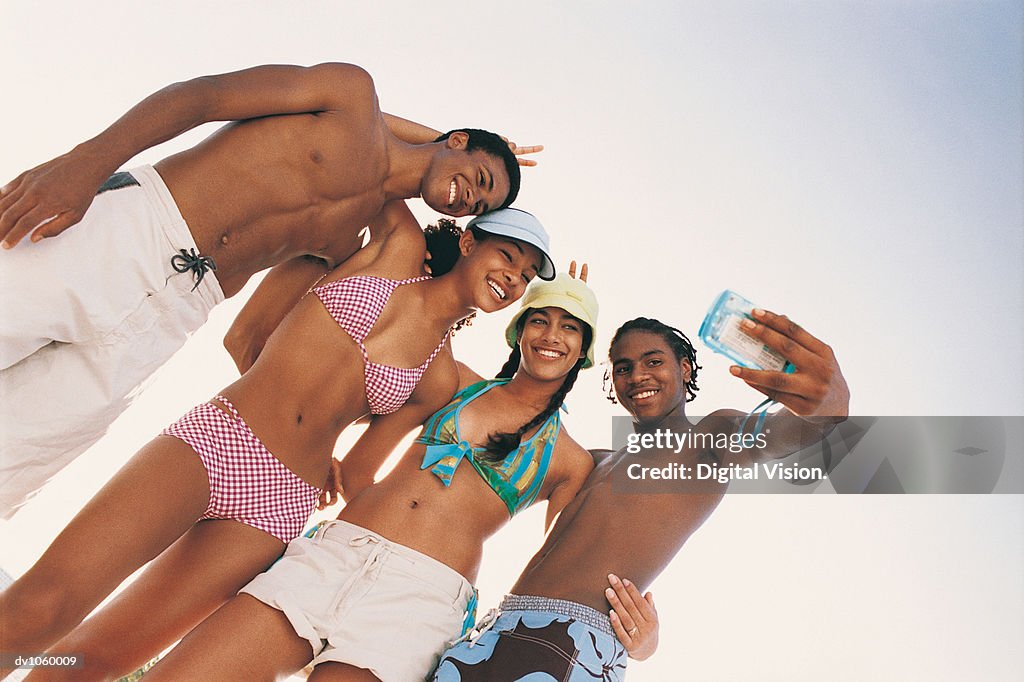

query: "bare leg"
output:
144 594 313 681
27 518 284 681
308 662 382 681
0 436 209 671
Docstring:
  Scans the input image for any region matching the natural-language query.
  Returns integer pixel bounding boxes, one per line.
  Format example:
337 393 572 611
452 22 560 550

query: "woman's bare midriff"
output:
211 300 375 489
340 455 514 582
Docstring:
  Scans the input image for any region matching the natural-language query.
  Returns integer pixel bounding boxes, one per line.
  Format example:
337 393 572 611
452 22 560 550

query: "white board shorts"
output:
0 165 224 517
240 519 475 682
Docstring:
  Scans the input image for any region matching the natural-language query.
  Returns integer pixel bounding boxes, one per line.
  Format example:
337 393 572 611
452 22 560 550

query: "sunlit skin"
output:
0 66 528 547
510 312 849 662
0 64 514 298
0 200 541 681
512 329 724 629
130 311 596 680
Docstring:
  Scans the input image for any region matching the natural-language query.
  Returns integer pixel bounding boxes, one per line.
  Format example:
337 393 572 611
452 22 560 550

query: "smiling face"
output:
458 231 543 314
422 133 512 217
610 330 692 423
516 307 587 382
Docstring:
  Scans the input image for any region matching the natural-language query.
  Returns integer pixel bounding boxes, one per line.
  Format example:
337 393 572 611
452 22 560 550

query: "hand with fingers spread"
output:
606 574 659 661
0 146 115 249
728 309 850 424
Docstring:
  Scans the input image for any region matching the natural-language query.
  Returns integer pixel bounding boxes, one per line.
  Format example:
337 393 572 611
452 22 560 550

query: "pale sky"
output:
1 2 1022 680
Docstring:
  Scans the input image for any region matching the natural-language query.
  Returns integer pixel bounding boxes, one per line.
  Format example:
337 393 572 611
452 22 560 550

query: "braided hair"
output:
603 317 701 404
480 312 593 464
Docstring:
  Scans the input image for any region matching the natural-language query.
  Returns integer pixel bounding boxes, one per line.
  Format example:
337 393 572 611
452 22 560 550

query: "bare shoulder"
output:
363 200 428 275
695 409 748 443
381 213 427 254
310 62 374 83
699 407 766 465
538 427 594 514
555 426 584 452
368 200 417 240
312 240 380 285
553 428 594 477
305 62 377 106
589 448 618 466
455 361 486 390
705 407 746 421
198 62 380 118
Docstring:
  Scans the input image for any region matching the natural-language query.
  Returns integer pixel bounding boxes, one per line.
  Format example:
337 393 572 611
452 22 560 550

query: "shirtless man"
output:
0 63 527 516
434 311 850 680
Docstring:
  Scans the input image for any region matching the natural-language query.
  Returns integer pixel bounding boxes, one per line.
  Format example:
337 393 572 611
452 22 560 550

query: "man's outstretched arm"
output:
0 63 377 248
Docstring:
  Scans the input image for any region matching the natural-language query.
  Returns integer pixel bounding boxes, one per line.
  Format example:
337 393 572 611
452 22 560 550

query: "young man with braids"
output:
0 61 533 516
433 310 849 681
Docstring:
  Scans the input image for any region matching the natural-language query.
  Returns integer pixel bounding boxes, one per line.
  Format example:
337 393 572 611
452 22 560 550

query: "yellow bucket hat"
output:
504 272 599 368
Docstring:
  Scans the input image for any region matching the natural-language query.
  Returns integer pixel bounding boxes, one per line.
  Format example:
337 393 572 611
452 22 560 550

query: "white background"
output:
2 2 1022 680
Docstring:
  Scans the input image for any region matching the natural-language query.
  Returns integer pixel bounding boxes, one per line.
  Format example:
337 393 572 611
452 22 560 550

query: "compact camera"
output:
698 290 795 373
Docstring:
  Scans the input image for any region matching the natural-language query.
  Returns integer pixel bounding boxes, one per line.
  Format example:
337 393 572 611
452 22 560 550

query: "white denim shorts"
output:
240 519 474 682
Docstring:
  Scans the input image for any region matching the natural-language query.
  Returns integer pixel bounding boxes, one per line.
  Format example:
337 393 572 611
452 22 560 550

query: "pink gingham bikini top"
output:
312 275 449 415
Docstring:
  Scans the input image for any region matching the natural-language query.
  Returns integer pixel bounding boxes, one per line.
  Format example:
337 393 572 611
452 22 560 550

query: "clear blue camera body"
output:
699 290 795 373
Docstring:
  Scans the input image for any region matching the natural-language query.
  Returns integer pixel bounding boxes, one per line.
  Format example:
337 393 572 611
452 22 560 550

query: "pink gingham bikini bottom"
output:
162 395 321 543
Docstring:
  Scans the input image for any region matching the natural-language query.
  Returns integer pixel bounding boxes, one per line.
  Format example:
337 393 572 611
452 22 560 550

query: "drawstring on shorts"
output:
323 533 390 615
171 248 217 291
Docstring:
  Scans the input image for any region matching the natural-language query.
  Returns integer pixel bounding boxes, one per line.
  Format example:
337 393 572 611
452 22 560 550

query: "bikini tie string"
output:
171 248 217 291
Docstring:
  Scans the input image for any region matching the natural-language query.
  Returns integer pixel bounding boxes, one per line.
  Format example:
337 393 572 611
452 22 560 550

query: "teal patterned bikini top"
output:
417 379 562 517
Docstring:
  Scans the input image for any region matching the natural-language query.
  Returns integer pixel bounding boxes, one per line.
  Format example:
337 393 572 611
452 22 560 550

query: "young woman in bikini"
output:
0 199 553 680
141 270 600 681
